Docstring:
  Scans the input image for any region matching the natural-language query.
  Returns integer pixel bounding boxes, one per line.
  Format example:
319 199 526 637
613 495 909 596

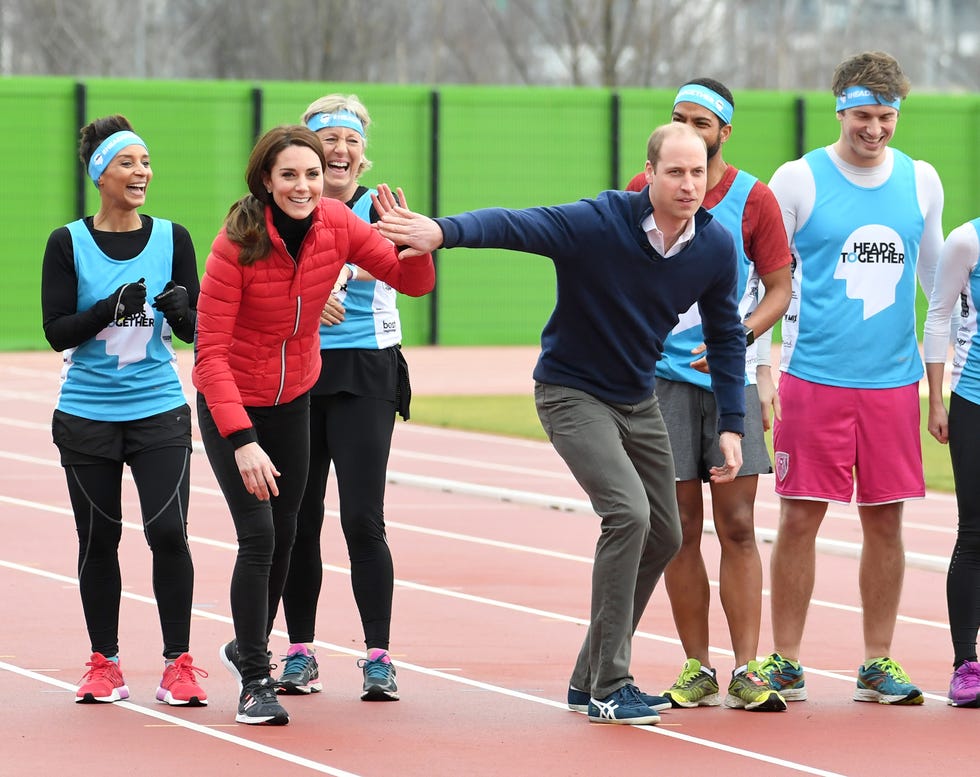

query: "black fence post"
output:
428 89 440 346
794 95 806 159
251 86 263 145
610 91 621 190
74 82 87 220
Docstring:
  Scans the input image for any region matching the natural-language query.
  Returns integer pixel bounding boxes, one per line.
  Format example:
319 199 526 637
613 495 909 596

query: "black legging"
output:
282 391 395 650
65 446 193 659
197 392 310 685
947 391 980 666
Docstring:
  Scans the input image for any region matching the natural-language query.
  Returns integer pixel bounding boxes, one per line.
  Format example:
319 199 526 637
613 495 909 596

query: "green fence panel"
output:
1 78 78 349
433 86 614 345
2 77 979 351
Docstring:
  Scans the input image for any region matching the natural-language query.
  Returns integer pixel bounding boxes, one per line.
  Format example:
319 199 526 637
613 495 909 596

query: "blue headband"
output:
835 85 901 112
673 84 734 125
88 131 147 187
306 109 365 137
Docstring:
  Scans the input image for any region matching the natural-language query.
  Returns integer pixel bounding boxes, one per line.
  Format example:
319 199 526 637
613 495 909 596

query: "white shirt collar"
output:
641 211 697 257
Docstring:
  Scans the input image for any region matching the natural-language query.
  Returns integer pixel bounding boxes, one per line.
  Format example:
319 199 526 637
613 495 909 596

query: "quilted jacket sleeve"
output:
191 231 253 438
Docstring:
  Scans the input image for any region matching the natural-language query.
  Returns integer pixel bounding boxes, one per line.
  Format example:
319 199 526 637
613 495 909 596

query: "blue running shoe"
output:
358 650 399 701
758 652 807 701
587 685 660 725
853 657 923 705
568 685 670 712
276 644 322 695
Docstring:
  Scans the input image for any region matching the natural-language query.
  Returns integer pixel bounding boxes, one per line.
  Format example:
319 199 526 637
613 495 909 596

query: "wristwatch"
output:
742 323 755 346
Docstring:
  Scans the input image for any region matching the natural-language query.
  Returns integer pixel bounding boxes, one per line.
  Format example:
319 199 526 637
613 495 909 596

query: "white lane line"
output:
0 490 952 670
383 471 953 572
0 657 362 776
0 471 952 633
1 559 850 776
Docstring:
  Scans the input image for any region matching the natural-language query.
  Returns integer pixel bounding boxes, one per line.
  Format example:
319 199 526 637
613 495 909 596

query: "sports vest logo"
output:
833 225 906 319
775 451 790 482
96 302 156 368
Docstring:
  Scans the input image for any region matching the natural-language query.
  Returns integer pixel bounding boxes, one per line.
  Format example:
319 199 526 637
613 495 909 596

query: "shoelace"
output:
676 664 705 688
870 658 912 683
247 679 280 704
620 685 648 705
759 655 795 678
283 652 312 675
361 658 393 682
169 658 208 685
79 656 118 684
954 662 980 686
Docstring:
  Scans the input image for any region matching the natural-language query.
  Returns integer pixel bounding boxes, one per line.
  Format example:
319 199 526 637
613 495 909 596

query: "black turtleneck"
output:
270 200 314 260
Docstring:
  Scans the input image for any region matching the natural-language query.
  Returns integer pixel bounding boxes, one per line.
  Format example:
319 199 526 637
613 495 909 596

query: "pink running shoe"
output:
156 653 209 706
948 661 980 708
76 652 129 703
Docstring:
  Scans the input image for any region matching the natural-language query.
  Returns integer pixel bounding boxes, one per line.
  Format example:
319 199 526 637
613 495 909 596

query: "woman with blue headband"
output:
41 114 207 707
276 94 408 703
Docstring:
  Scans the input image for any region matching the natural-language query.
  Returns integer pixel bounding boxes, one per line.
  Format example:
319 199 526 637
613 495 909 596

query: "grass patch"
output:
409 394 955 494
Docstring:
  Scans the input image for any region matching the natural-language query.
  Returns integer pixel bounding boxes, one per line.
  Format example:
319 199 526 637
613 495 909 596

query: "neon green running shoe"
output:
853 657 923 705
724 660 787 711
662 658 721 708
758 652 807 701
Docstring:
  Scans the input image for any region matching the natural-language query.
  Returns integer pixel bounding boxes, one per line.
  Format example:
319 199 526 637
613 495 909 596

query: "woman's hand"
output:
234 441 280 501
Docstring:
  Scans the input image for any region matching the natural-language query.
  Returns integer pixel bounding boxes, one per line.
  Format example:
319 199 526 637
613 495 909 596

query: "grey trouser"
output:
535 382 681 699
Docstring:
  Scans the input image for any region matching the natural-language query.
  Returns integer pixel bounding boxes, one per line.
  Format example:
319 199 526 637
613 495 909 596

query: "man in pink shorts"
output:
758 51 945 705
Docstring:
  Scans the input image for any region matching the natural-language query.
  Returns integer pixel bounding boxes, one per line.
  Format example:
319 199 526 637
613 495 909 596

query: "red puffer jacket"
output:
193 197 434 438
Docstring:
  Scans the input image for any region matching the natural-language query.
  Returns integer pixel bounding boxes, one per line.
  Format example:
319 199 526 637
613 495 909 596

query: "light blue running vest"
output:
655 169 759 389
57 218 186 421
781 148 924 388
321 188 401 350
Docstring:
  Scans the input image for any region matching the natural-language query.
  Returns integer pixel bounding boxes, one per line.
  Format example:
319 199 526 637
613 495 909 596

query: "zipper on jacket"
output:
274 295 303 405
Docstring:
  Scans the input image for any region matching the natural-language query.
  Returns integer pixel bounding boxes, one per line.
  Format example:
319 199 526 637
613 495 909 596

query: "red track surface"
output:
1 348 972 777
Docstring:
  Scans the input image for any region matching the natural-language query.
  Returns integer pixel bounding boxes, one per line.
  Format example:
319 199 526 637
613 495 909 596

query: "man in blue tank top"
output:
759 51 945 706
628 79 792 713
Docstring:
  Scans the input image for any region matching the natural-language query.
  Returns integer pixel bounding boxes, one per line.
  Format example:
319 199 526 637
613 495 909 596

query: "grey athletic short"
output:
656 378 771 482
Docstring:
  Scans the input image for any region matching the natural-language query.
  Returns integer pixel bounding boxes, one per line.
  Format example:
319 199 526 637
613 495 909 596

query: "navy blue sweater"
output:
435 188 745 435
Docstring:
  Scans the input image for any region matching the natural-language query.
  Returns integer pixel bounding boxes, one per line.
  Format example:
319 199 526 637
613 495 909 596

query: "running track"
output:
1 349 972 777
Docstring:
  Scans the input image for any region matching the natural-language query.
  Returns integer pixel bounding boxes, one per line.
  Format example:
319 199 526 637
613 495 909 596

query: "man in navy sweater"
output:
375 122 746 725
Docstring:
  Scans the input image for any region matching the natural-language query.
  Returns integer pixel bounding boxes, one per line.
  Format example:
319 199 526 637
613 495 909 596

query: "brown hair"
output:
225 125 326 266
832 51 911 103
78 114 135 167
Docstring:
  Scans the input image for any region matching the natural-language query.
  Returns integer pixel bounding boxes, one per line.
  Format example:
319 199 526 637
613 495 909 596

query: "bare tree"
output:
0 0 975 90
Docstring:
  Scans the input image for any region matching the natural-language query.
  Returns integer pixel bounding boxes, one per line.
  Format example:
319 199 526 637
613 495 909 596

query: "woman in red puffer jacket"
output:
192 124 433 727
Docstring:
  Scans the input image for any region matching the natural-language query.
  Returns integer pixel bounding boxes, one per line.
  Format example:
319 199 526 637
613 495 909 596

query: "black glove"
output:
152 280 190 326
107 278 147 322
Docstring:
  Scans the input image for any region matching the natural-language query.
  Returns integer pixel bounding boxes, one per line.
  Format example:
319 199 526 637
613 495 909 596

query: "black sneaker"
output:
237 677 289 725
219 640 242 693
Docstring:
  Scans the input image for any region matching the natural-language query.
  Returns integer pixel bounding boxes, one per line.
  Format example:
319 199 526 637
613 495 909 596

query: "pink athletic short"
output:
773 373 924 505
